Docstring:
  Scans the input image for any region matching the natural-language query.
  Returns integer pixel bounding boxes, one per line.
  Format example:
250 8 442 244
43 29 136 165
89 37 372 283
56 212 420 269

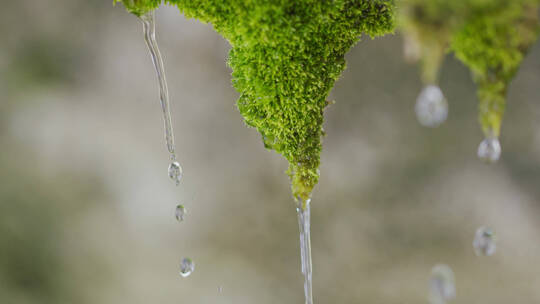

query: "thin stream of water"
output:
296 198 313 304
140 11 176 160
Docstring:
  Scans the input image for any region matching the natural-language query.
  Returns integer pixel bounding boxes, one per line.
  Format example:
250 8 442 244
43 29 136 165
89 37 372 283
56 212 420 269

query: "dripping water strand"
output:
140 11 176 158
296 198 313 304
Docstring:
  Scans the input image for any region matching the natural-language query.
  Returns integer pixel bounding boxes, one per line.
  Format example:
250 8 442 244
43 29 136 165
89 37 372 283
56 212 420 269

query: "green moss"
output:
114 0 160 16
451 0 540 137
398 0 464 84
399 0 539 138
118 0 395 202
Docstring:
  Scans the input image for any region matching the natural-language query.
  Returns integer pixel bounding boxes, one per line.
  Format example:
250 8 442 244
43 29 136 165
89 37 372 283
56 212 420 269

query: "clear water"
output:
415 85 448 128
477 137 501 163
296 198 313 304
473 226 496 256
175 204 186 222
180 257 195 278
168 161 183 185
429 264 456 304
140 11 179 164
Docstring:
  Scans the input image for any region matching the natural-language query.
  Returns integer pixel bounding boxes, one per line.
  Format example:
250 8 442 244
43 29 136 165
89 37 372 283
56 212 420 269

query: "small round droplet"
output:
477 137 501 163
175 204 186 222
168 161 183 185
473 226 496 256
415 85 448 128
429 264 455 304
179 257 195 278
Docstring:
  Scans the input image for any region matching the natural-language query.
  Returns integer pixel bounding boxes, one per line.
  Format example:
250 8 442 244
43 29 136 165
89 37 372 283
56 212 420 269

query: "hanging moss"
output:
451 0 540 137
117 0 395 202
114 0 160 17
398 0 464 84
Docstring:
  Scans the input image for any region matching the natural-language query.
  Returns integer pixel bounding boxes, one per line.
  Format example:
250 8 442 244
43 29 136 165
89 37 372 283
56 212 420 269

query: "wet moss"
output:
118 0 395 201
451 0 540 137
399 0 540 138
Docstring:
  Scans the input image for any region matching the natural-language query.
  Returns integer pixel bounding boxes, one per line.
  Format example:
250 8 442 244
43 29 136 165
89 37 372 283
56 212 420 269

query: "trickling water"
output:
429 264 456 304
473 226 496 256
296 198 313 304
415 85 448 128
477 137 501 163
179 257 195 277
168 161 183 185
140 11 183 179
175 204 186 222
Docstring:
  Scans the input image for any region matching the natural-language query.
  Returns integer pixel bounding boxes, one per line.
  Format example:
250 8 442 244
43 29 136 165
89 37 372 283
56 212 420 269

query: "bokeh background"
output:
2 2 540 303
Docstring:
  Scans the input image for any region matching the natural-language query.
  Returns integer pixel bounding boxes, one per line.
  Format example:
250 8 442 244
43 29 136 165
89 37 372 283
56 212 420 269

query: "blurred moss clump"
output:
399 0 540 138
451 0 540 137
118 0 395 203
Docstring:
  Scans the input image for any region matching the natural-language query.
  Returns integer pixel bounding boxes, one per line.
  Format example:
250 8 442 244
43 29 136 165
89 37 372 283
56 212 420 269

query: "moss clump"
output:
399 0 540 139
114 0 160 17
118 0 395 202
398 0 464 84
451 0 540 137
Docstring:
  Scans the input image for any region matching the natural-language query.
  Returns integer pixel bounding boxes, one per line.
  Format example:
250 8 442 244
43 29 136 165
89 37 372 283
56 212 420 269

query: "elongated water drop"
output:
477 137 501 163
175 204 186 222
168 161 183 185
429 264 455 304
179 257 195 278
296 197 313 304
473 226 496 256
415 85 448 128
140 11 180 165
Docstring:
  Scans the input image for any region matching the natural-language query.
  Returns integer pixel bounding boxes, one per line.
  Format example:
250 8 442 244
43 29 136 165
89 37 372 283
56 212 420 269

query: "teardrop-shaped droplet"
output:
473 226 496 256
415 85 448 128
477 137 501 163
179 257 195 278
168 161 183 185
175 204 186 222
429 264 455 304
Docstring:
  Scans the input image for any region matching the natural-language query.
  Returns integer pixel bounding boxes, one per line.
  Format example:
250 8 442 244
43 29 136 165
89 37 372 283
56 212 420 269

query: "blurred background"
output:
2 1 540 303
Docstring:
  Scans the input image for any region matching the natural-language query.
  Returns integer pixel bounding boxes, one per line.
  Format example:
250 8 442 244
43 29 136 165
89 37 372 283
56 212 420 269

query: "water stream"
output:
140 11 182 178
296 198 313 304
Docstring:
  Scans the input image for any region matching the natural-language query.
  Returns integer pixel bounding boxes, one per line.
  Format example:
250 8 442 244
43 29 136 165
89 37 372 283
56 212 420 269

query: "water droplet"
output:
218 286 223 293
168 161 183 185
477 137 501 163
473 226 496 256
175 204 186 222
429 264 455 304
415 85 448 128
179 257 195 278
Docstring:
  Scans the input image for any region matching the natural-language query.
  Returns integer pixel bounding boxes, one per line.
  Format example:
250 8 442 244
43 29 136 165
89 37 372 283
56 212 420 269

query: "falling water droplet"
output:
139 11 178 161
415 85 448 128
179 257 195 278
218 286 223 293
175 204 186 222
473 226 496 256
168 161 183 185
296 197 313 304
477 137 501 163
429 264 455 304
